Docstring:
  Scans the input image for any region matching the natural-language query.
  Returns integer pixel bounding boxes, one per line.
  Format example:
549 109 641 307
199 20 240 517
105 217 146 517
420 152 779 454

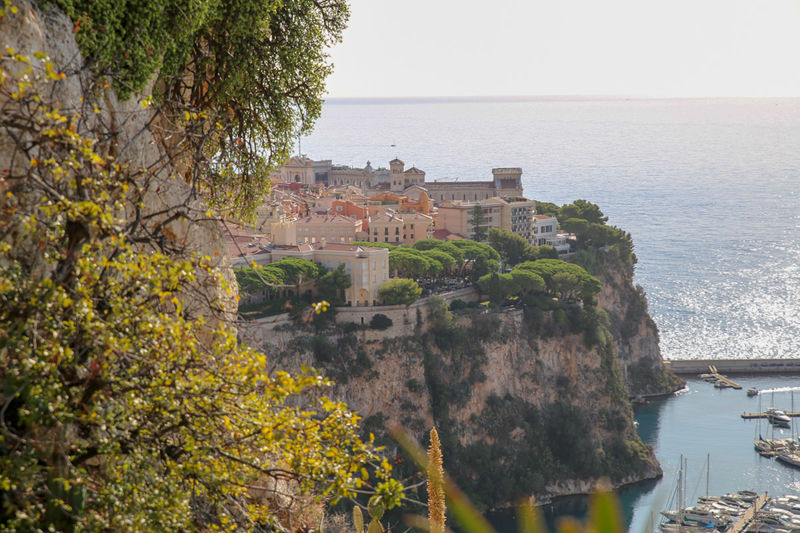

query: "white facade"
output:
533 215 558 247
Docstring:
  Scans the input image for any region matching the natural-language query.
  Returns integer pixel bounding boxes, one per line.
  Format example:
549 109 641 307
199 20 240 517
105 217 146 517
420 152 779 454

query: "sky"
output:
324 0 800 98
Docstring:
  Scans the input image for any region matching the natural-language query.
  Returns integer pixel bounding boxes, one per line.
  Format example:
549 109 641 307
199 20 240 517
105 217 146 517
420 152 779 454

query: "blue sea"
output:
303 96 800 361
301 97 800 531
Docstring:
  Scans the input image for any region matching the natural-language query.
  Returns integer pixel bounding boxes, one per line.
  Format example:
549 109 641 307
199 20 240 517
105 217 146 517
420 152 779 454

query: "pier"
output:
741 411 800 420
727 494 769 533
700 365 742 389
665 358 800 375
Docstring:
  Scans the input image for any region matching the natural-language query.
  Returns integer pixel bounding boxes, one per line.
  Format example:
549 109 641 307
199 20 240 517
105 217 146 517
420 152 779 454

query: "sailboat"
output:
660 456 733 531
776 392 800 468
755 393 775 456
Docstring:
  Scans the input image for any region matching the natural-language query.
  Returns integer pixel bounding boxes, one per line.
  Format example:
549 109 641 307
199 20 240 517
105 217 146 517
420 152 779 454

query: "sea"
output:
300 97 800 531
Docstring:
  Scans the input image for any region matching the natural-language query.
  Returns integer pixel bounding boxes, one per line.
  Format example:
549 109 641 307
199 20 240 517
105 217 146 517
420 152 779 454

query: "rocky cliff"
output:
252 249 682 510
0 0 235 325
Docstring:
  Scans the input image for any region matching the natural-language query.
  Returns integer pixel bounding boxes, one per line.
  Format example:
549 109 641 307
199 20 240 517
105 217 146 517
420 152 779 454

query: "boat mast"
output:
678 455 683 522
706 453 710 498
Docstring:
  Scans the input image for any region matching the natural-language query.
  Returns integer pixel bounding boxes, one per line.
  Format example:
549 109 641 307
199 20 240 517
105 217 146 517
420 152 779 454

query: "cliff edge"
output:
247 248 682 510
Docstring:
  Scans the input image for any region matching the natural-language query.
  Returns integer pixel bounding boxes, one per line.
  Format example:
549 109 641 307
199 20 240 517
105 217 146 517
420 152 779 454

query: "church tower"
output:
390 158 405 191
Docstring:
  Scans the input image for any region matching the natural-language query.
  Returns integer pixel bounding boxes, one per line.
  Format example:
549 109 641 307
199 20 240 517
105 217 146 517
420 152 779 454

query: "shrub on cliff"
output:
378 278 422 306
370 313 393 330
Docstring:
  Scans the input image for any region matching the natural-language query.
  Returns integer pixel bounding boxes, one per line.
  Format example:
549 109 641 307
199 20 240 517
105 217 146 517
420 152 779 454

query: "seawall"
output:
665 358 800 375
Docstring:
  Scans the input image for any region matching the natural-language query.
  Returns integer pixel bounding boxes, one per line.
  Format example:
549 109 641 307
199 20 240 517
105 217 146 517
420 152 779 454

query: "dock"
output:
700 365 742 389
741 411 800 420
727 493 769 533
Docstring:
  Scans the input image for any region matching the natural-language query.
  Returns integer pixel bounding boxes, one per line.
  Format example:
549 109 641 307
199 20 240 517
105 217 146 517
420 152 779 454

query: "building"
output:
270 156 316 185
226 226 391 307
329 200 370 228
501 198 536 243
436 196 535 242
366 190 433 217
389 158 426 191
532 215 557 246
423 168 524 203
329 161 374 189
368 210 434 245
295 214 362 244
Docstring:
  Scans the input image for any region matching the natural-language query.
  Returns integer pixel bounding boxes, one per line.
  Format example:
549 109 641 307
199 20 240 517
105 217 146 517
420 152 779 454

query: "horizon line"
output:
324 94 800 104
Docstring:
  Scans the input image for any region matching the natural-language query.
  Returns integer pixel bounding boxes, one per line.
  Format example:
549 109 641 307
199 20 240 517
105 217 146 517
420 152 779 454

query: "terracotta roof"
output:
296 214 360 225
403 166 425 174
223 223 273 258
533 214 556 220
432 229 466 241
390 158 404 165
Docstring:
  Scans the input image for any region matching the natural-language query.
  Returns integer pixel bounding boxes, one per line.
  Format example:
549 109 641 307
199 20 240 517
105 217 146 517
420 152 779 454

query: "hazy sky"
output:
324 0 800 98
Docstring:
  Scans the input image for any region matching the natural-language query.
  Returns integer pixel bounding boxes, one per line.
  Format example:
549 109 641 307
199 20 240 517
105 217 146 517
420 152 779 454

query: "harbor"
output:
625 374 800 533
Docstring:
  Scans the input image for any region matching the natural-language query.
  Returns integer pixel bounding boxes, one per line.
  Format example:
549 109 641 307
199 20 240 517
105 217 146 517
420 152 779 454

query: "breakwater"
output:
665 359 800 375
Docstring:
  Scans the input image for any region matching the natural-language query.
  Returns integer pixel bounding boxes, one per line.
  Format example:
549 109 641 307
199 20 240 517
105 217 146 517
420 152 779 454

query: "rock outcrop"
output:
252 250 681 510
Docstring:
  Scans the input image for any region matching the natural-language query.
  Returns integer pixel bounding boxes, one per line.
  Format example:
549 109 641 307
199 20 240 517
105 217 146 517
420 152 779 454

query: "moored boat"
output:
767 408 791 428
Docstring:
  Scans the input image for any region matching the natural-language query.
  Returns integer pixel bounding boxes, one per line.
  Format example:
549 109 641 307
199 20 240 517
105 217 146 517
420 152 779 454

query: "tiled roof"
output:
432 229 466 241
296 214 360 225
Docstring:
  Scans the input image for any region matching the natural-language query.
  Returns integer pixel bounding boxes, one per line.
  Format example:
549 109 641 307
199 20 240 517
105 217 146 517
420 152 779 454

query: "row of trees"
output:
477 259 602 306
353 239 502 282
487 228 558 267
235 259 352 305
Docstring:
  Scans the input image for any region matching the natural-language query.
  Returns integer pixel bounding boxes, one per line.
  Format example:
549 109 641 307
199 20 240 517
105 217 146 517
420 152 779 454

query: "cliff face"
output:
0 0 235 324
254 251 679 509
592 250 684 397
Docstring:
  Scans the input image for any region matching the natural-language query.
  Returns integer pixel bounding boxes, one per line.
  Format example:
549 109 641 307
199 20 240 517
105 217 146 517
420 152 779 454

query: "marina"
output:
626 375 800 533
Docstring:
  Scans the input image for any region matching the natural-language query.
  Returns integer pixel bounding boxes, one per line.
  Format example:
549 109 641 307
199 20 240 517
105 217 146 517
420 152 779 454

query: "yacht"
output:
776 451 800 468
767 408 792 428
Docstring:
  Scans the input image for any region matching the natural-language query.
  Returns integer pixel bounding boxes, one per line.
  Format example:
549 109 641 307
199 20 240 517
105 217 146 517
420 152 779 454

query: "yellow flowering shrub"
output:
0 47 400 531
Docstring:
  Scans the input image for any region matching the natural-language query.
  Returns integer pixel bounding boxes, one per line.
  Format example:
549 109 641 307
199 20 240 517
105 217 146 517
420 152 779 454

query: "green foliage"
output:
514 259 601 304
427 295 454 333
476 272 519 305
449 298 470 312
534 201 560 217
421 249 456 273
378 278 422 306
510 269 546 295
468 205 488 241
451 239 501 263
272 257 319 283
317 264 352 305
434 241 465 264
0 49 399 530
405 378 424 393
352 241 397 249
558 199 608 225
369 313 393 330
561 217 590 236
411 239 443 251
485 229 557 266
54 0 350 217
487 228 531 267
389 248 435 277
